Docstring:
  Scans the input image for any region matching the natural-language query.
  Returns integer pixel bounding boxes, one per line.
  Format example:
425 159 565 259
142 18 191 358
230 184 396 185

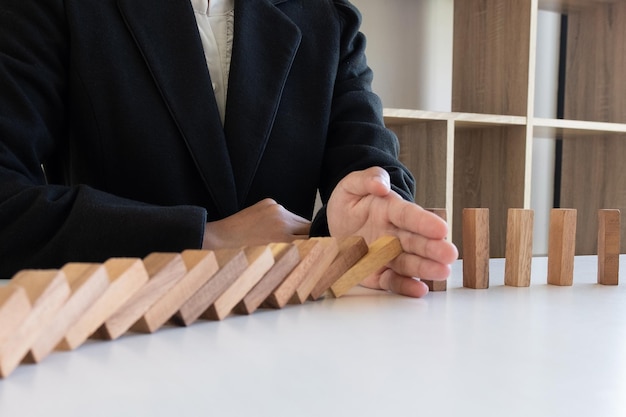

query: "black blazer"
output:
0 0 415 277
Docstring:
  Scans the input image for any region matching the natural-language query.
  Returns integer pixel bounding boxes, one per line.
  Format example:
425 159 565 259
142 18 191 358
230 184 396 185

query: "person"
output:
0 0 458 297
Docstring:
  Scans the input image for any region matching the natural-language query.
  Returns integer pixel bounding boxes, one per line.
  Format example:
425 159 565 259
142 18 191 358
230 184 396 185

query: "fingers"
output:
388 251 453 281
386 196 450 240
336 166 392 199
367 269 430 298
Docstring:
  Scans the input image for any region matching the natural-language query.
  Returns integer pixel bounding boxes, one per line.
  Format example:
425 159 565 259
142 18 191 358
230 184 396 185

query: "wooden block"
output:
424 208 449 292
504 209 534 287
547 209 577 286
97 253 187 340
330 236 403 298
27 263 110 363
131 250 219 333
462 208 490 289
309 236 368 300
234 243 300 315
290 237 339 304
0 270 70 378
598 209 620 285
204 246 275 320
0 286 31 350
59 258 150 350
174 249 248 326
264 239 324 308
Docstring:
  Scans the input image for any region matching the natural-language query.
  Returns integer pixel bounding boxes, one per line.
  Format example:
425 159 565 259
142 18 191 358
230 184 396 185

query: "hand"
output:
202 198 311 249
327 167 459 298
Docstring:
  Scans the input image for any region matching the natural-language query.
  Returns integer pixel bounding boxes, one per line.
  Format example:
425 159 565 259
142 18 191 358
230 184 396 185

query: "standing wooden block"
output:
598 209 620 285
424 208 449 292
330 236 403 298
0 287 31 351
0 270 70 378
234 243 300 315
97 253 187 340
309 236 369 300
174 249 248 326
504 209 534 287
290 237 339 304
204 246 275 320
60 258 149 350
131 250 219 333
547 209 577 286
264 239 324 308
462 208 490 289
27 263 110 363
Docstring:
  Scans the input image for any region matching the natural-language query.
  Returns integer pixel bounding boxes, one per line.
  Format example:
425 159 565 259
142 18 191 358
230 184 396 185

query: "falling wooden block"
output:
26 263 110 363
97 253 187 340
0 270 70 378
290 237 339 304
204 246 275 320
309 236 368 300
547 209 577 286
504 209 534 287
264 239 325 308
131 250 219 333
598 209 620 285
58 258 150 350
234 243 300 315
462 208 490 289
329 235 403 298
424 208 449 292
174 249 248 326
0 286 31 351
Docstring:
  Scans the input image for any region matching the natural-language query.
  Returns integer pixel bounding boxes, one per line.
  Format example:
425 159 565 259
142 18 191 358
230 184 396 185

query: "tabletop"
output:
0 255 625 417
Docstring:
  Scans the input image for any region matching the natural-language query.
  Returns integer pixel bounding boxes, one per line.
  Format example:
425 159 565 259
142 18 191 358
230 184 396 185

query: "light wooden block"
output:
0 286 31 350
131 250 219 333
26 263 110 363
462 208 490 289
309 236 368 300
329 236 403 298
0 270 70 378
598 209 620 285
97 253 187 340
264 239 324 308
59 258 150 350
547 209 577 286
234 243 300 315
174 249 248 326
290 237 339 304
424 208 449 292
204 246 275 320
504 209 534 287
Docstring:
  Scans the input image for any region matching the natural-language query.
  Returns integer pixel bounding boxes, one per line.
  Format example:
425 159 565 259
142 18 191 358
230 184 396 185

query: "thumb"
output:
338 167 391 198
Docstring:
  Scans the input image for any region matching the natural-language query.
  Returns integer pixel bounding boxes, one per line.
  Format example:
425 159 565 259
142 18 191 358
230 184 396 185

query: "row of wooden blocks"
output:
0 235 403 378
462 208 621 289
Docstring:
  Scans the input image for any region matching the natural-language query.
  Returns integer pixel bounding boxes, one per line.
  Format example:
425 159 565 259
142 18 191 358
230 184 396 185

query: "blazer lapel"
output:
224 0 302 206
117 0 239 217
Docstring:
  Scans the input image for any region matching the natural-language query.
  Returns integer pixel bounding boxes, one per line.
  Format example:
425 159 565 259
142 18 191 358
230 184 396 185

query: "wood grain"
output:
97 253 187 340
0 270 70 378
0 287 31 353
329 236 403 298
462 208 490 289
174 249 248 326
504 209 534 287
597 209 620 285
204 246 275 320
290 237 339 304
234 243 300 315
132 250 219 333
547 209 577 286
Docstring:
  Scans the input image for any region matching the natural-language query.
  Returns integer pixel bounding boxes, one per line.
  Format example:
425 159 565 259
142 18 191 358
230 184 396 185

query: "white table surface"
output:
1 255 625 417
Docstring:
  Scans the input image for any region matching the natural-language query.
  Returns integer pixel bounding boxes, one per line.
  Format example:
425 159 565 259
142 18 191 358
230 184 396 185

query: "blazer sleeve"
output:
0 0 206 278
310 0 416 236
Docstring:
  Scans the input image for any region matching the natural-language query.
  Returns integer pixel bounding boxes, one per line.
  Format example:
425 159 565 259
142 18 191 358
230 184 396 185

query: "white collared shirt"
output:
190 0 235 125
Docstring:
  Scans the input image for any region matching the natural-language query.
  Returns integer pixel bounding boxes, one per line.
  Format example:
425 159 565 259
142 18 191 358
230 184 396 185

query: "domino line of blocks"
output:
0 235 403 379
462 208 621 290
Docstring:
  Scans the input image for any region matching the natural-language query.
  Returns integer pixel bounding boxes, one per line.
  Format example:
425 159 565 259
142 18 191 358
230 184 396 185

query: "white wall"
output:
352 0 560 255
